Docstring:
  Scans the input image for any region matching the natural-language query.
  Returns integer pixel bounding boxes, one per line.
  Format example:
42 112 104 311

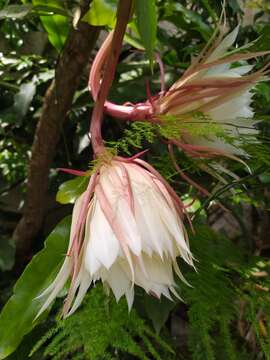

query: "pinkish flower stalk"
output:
89 0 133 156
88 30 153 122
37 156 194 318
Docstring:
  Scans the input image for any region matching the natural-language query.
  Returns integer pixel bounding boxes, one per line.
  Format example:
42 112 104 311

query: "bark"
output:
13 0 100 262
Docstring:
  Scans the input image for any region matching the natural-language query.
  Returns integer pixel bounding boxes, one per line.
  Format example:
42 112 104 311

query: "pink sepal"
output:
115 149 149 162
57 168 88 176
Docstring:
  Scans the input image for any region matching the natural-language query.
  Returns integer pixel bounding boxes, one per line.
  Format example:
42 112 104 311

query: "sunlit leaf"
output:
0 4 32 19
164 2 212 41
0 217 70 359
0 79 36 124
82 0 117 27
56 176 88 204
32 0 70 51
134 0 157 67
0 238 15 271
14 80 36 118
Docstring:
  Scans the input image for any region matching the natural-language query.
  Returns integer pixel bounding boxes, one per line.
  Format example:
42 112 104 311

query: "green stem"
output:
90 0 133 156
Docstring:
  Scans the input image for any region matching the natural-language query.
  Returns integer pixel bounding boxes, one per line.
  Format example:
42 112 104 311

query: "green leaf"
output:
32 0 70 51
0 216 71 359
125 20 145 50
0 3 68 20
164 3 211 41
144 295 176 333
82 0 117 27
0 79 36 125
0 4 32 19
56 176 88 204
0 238 15 271
134 0 157 67
14 80 36 118
39 14 69 51
32 4 69 17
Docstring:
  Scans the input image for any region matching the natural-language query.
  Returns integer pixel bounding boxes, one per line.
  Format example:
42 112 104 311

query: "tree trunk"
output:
13 0 100 264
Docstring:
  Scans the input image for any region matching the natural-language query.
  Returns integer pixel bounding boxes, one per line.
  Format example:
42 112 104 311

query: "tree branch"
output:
13 0 100 264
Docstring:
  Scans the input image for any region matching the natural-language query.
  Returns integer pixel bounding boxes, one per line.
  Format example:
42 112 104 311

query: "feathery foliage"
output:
178 225 270 360
30 284 174 360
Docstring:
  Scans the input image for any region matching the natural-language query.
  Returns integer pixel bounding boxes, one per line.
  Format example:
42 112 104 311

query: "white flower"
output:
37 158 194 318
156 26 264 156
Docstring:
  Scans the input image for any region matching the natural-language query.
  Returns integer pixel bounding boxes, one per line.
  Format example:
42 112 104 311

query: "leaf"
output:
0 238 15 271
77 134 91 154
0 4 32 19
56 176 88 204
125 20 145 50
40 14 69 51
164 2 212 41
134 0 157 67
32 0 70 51
14 80 36 119
144 295 176 333
82 0 117 27
0 216 71 360
0 3 68 20
0 79 36 124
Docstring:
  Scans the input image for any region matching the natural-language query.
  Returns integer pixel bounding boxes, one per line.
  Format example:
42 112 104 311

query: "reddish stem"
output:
90 0 133 156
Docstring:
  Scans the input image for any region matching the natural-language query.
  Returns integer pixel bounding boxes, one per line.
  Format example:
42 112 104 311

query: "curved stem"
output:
89 30 153 122
90 0 133 156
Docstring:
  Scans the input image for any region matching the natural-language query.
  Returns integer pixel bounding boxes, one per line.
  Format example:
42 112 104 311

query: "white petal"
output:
135 254 174 287
67 270 92 316
209 89 253 121
101 169 142 256
35 258 72 318
86 199 120 270
69 192 87 251
127 166 176 257
173 261 191 287
206 25 240 63
85 246 102 275
102 262 131 302
170 286 184 301
150 190 190 257
125 286 134 311
36 257 71 299
115 197 142 255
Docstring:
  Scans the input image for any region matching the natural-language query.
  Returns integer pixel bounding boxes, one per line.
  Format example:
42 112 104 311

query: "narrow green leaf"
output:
32 0 70 51
56 176 89 204
134 0 157 67
144 295 176 333
82 0 117 27
0 238 15 271
32 5 69 17
40 15 69 51
164 3 212 41
0 216 71 359
0 4 32 19
14 80 36 119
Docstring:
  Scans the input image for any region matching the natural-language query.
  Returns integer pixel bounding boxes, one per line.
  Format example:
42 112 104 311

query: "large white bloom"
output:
37 158 193 317
156 26 263 156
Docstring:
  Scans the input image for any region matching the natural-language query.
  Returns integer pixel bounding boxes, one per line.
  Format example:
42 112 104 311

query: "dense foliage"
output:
0 0 270 359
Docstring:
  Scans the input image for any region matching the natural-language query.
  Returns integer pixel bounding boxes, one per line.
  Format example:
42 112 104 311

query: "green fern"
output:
181 226 245 360
157 112 227 141
107 122 156 155
31 284 174 360
176 225 270 360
